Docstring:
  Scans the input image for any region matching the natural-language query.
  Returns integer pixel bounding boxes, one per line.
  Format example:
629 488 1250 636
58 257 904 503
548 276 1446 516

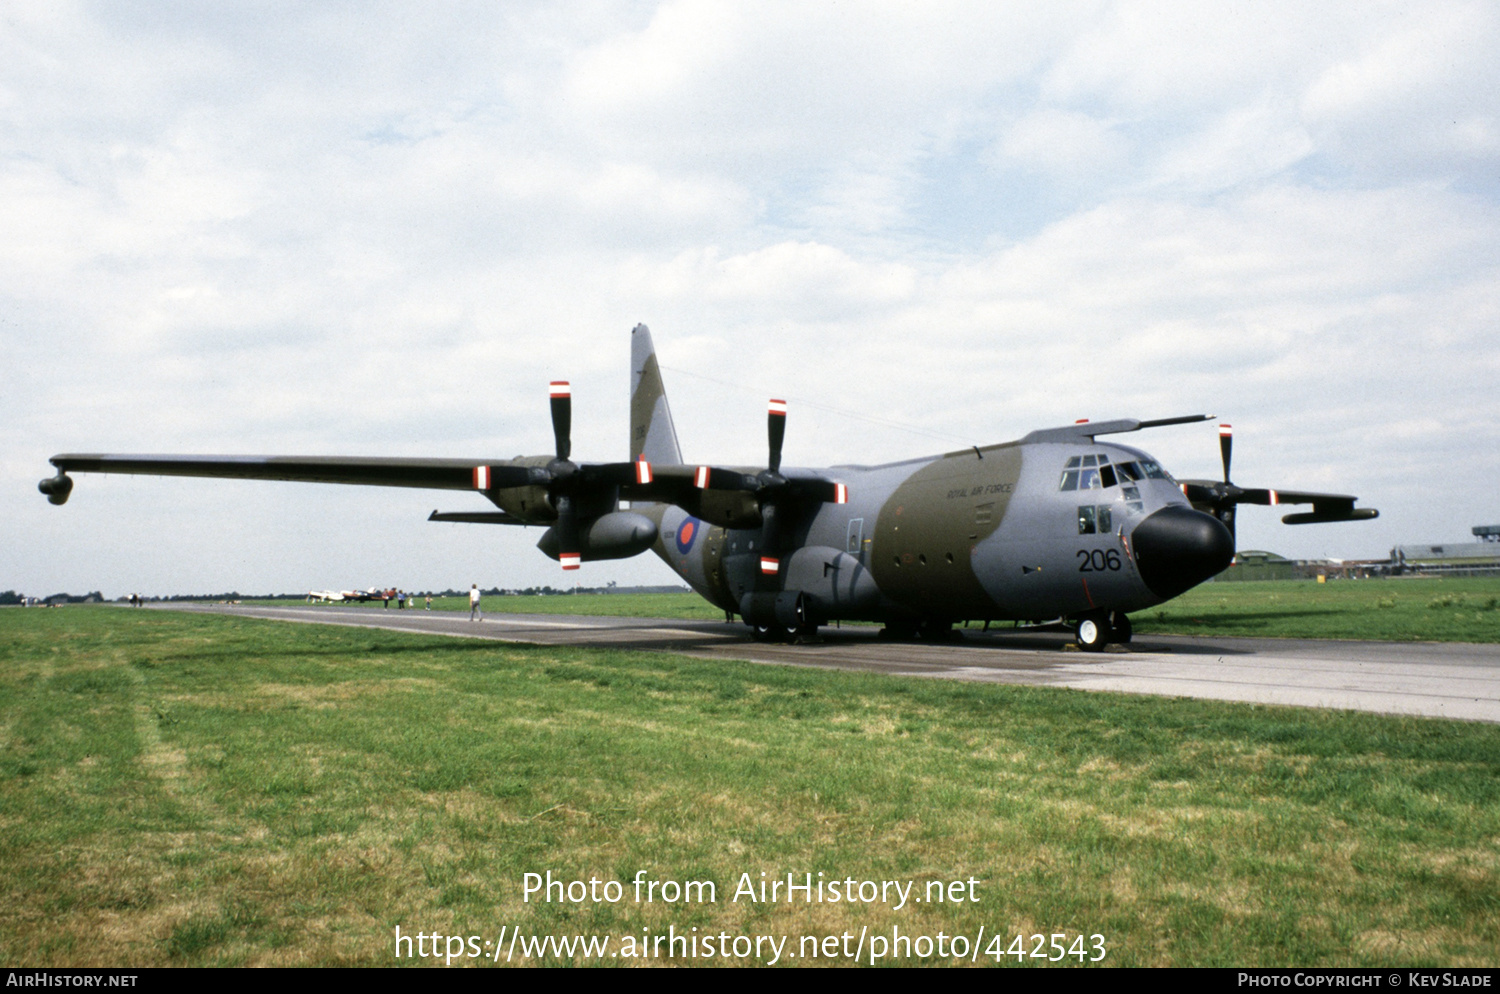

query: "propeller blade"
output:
1219 423 1233 484
1235 488 1277 506
692 465 755 491
767 399 786 474
554 493 581 570
759 502 781 575
791 478 847 504
471 464 542 490
550 381 572 462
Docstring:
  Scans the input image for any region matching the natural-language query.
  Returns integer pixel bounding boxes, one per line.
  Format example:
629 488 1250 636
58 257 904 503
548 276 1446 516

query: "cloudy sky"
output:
3 1 1497 598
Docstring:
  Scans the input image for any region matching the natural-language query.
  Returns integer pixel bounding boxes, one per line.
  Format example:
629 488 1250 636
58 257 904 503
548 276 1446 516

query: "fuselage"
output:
644 437 1233 626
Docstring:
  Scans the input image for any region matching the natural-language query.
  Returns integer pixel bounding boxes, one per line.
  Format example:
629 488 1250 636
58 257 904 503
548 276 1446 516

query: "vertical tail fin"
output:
630 324 683 465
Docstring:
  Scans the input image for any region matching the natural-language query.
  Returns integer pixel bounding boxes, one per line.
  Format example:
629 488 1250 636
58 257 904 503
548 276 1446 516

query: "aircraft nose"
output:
1130 505 1235 600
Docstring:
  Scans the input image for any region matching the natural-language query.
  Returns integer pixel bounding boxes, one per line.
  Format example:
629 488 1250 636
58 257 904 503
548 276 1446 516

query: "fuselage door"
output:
846 517 865 559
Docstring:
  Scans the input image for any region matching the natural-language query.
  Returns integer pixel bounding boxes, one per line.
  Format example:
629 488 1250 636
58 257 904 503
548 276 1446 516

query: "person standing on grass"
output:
469 584 481 621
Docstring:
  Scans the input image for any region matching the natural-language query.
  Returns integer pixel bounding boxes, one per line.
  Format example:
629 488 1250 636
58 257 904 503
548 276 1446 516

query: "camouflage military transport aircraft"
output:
40 325 1376 650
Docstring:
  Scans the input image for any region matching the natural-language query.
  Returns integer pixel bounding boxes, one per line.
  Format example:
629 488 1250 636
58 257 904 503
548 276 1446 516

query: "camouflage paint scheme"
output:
41 324 1374 646
628 325 1217 634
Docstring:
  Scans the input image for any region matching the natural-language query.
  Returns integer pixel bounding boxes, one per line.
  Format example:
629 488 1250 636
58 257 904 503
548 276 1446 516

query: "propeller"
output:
693 399 848 577
1213 423 1238 537
758 399 789 575
538 381 657 570
1180 424 1258 539
468 381 651 570
1178 422 1376 536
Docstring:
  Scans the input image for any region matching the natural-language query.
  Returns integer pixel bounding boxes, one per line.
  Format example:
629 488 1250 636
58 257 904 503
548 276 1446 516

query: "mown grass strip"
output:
1 606 1497 966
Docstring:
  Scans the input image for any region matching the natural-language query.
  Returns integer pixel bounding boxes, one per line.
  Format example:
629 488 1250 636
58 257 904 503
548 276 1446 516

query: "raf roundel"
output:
675 516 701 555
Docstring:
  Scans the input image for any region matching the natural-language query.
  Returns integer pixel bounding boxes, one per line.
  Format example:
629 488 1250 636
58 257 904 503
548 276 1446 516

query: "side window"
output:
1078 505 1114 534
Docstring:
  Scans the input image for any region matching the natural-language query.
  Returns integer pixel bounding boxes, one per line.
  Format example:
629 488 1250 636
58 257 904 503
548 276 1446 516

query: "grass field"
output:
1134 577 1500 643
2 606 1497 967
277 576 1500 643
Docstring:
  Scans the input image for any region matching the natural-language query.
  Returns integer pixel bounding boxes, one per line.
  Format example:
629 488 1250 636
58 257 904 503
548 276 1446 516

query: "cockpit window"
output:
1138 460 1173 482
1059 453 1114 491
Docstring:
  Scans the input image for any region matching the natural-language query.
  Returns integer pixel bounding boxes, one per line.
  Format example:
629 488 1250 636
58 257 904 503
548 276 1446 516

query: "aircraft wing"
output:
44 454 548 492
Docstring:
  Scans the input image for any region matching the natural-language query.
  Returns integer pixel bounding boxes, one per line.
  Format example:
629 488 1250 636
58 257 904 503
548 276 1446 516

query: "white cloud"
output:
1301 4 1500 183
992 108 1128 180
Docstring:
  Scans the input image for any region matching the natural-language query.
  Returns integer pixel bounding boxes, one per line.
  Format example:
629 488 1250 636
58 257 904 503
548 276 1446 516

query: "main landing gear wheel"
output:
1109 611 1132 644
752 622 817 644
1074 615 1109 652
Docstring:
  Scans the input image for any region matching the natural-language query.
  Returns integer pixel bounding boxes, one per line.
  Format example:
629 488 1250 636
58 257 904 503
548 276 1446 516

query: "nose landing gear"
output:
1073 611 1132 652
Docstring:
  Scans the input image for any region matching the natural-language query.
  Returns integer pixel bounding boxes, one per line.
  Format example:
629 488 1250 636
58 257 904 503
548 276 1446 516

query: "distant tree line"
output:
2 585 690 604
2 590 104 605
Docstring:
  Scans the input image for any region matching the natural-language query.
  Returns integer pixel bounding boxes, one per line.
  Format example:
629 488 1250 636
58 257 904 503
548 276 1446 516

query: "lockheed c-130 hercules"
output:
40 325 1376 651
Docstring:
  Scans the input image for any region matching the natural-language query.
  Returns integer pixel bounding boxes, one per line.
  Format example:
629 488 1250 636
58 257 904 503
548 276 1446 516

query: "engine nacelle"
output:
536 511 658 562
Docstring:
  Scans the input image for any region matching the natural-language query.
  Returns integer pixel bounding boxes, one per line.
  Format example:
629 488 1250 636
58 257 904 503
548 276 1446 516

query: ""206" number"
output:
1077 549 1121 572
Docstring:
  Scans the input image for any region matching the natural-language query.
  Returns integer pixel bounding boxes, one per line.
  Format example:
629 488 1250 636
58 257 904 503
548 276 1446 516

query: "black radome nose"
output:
1131 505 1235 600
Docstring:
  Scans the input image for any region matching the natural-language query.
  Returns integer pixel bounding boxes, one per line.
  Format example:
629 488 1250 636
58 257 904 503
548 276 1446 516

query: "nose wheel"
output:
1074 615 1107 652
1074 611 1132 651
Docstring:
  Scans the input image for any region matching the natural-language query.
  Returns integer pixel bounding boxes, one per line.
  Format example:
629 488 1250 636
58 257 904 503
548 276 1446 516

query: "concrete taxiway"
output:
153 602 1500 723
